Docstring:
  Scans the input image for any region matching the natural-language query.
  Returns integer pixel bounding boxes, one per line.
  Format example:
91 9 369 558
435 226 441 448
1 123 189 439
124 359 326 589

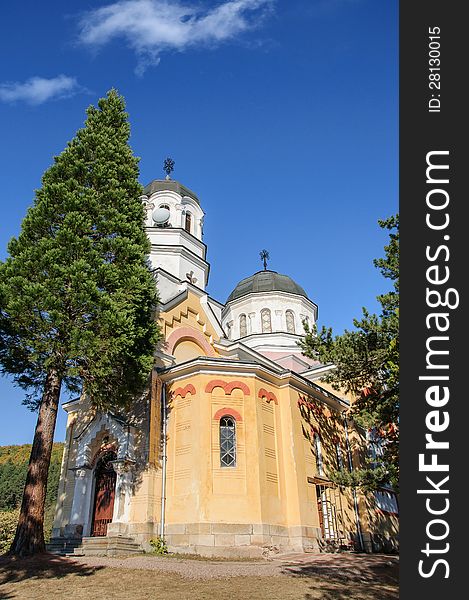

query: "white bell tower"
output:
141 162 209 303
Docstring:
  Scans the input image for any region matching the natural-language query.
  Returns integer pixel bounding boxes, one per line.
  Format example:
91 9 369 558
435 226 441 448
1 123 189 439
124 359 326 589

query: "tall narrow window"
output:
285 310 295 334
220 416 236 467
184 212 192 233
314 433 324 476
239 314 247 337
336 443 344 471
261 308 272 333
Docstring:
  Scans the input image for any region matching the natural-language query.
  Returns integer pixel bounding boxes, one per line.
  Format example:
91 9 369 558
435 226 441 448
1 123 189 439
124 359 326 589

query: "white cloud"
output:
78 0 274 74
0 75 80 105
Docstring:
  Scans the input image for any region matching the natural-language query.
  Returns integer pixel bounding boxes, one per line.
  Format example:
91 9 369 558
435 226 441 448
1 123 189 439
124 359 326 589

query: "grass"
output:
0 553 399 600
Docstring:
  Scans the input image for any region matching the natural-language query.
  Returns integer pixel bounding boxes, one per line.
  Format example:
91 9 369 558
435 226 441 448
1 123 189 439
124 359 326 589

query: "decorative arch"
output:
74 413 135 467
166 326 217 357
172 384 196 399
90 442 118 468
213 407 243 422
205 379 251 396
258 388 278 405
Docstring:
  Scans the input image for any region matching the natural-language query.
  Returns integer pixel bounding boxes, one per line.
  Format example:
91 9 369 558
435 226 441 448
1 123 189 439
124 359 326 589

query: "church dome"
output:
226 270 308 303
143 179 200 205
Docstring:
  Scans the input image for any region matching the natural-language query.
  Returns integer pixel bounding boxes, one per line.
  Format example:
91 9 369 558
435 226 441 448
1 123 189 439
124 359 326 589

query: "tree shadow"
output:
0 552 104 598
281 554 399 600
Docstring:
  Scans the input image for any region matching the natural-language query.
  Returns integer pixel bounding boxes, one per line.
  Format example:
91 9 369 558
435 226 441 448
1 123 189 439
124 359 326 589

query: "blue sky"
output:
0 0 398 444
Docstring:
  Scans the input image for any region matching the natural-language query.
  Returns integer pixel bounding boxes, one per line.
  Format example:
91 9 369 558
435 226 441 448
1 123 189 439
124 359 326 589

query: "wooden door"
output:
91 453 116 537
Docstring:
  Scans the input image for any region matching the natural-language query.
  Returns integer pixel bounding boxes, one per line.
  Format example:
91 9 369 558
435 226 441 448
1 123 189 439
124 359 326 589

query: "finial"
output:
164 157 175 180
259 249 270 271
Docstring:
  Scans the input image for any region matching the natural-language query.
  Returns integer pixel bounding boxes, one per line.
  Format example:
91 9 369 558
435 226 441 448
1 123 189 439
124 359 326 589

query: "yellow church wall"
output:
160 291 221 358
127 467 161 532
153 372 327 554
163 374 263 527
173 339 206 362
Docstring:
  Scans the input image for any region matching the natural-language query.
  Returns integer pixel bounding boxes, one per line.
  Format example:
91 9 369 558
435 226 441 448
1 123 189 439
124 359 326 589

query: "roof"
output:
143 179 200 205
226 270 308 303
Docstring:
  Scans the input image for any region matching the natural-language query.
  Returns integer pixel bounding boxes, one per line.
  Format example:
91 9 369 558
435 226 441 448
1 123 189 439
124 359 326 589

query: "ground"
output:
0 552 399 600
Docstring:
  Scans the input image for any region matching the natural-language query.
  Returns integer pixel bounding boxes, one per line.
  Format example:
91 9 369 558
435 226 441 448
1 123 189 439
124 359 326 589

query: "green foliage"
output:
0 509 19 554
0 89 160 410
0 443 64 512
0 443 64 551
328 464 392 493
301 215 399 491
149 536 168 555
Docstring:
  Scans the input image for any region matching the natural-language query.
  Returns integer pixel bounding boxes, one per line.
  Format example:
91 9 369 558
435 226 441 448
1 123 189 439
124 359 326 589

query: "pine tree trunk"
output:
8 368 62 557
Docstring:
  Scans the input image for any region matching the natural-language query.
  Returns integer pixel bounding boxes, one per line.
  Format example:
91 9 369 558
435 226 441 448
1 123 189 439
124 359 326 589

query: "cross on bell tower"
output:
259 249 270 270
163 157 175 180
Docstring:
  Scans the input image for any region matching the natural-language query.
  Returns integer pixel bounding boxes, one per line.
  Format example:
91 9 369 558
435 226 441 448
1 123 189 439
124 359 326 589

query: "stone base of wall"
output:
353 531 399 554
368 533 399 554
163 523 322 558
50 521 324 557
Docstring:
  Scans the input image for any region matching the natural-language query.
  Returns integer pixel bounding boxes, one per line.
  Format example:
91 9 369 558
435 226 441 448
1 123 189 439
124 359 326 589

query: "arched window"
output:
261 308 272 333
220 416 236 467
184 212 192 233
314 433 324 476
239 314 247 337
286 310 295 334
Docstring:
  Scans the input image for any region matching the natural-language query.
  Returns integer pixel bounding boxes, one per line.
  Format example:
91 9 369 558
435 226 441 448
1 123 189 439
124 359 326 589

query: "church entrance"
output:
91 451 117 537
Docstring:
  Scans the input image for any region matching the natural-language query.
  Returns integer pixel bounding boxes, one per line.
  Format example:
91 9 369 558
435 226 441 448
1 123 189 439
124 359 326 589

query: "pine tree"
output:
0 90 159 556
301 215 399 491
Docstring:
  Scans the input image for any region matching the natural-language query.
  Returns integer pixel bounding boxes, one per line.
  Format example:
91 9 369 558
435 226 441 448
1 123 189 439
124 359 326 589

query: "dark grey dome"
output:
226 270 308 303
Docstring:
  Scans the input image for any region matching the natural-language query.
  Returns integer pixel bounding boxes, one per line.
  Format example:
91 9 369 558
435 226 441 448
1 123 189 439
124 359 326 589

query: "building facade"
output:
51 176 398 557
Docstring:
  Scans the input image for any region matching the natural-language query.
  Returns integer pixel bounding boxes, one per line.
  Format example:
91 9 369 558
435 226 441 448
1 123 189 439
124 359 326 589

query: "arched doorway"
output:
91 451 117 537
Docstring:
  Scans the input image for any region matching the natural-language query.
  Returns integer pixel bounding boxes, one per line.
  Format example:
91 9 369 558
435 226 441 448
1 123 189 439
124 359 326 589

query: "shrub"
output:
149 536 168 555
0 509 19 554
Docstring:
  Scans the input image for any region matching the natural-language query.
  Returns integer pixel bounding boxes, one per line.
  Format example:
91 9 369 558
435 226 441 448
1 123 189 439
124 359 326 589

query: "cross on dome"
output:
259 249 270 270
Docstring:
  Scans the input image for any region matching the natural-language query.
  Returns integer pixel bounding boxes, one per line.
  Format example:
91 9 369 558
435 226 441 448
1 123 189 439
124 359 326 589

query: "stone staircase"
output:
47 537 83 556
73 535 143 557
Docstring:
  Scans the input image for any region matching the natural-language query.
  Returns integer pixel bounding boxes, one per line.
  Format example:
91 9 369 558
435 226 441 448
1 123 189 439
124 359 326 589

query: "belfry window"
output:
261 308 272 333
184 212 192 233
239 314 247 337
286 310 295 334
220 416 236 467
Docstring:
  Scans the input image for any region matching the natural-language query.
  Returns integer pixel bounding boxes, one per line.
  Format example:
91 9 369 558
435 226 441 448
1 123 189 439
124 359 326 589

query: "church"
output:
50 172 399 557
